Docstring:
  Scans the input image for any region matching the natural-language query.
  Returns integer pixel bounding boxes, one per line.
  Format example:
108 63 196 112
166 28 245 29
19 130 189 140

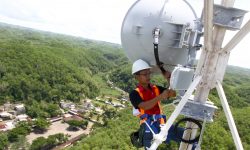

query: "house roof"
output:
64 115 83 122
0 124 6 129
63 113 73 118
16 114 28 119
15 104 24 108
0 112 12 117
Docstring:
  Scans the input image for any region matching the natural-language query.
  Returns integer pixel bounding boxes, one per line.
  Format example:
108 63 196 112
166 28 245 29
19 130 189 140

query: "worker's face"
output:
135 69 151 85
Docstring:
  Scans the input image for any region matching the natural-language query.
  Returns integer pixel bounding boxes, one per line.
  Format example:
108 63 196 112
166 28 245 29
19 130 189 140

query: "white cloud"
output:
0 0 135 43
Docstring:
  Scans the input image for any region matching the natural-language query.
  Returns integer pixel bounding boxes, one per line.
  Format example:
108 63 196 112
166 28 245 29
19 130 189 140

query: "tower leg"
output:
216 81 243 150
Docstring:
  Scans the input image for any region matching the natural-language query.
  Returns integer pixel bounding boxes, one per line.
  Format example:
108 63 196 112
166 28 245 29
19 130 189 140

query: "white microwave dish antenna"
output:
121 0 200 71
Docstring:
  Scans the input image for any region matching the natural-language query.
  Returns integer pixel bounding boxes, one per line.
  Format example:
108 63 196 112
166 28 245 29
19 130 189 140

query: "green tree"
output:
108 97 112 103
7 130 20 143
103 108 119 119
30 133 68 150
7 122 31 142
44 103 61 117
34 118 50 133
26 101 61 118
9 135 29 150
66 120 88 130
0 133 8 150
16 121 32 133
30 137 47 150
48 133 68 145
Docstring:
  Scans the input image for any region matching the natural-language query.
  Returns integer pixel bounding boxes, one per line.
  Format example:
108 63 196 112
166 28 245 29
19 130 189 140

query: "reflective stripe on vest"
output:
135 85 165 124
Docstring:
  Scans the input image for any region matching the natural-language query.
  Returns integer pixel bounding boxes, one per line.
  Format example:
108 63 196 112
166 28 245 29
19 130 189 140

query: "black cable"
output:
154 43 166 74
174 118 202 144
153 42 197 72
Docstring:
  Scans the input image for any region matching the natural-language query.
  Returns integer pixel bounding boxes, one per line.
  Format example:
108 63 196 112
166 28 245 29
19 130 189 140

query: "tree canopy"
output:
0 22 250 150
0 23 126 103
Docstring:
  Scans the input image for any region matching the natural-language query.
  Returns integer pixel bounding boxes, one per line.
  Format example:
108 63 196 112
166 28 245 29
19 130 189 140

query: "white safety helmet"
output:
132 59 151 75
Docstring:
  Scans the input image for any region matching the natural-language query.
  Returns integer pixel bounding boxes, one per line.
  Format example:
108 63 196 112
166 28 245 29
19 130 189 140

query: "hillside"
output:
70 65 250 150
0 23 128 103
0 23 249 150
70 60 250 149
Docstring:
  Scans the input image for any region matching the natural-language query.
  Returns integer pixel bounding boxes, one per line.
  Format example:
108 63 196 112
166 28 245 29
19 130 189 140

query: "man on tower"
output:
129 59 183 149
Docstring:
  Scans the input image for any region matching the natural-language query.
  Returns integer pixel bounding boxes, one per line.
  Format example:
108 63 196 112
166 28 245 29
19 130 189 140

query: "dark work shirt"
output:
129 84 166 109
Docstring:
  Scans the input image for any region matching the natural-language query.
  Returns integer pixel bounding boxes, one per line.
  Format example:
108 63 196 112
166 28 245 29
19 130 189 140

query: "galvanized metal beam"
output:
222 19 250 53
179 1 214 149
216 81 244 150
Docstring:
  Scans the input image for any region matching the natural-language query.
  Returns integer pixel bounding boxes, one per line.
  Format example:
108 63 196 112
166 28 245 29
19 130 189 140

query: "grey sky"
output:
0 0 249 68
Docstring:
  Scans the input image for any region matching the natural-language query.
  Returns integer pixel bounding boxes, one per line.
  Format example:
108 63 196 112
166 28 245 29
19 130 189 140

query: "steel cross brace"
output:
147 76 202 150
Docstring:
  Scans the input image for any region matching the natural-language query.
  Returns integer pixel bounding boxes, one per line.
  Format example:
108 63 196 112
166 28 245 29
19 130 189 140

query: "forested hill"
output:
0 22 128 103
0 22 250 150
70 65 250 150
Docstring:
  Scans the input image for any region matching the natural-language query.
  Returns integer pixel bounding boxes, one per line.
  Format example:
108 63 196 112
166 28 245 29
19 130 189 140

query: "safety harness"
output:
130 85 202 148
135 85 165 125
130 85 165 148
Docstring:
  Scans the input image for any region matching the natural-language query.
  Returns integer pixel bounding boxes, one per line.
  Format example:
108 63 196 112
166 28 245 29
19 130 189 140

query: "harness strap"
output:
140 114 166 125
135 85 165 124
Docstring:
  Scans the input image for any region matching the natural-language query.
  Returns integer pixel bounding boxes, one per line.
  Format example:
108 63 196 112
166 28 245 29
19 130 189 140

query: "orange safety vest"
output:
135 85 165 124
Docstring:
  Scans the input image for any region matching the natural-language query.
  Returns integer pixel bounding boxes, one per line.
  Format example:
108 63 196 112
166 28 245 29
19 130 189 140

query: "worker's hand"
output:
159 90 170 100
163 71 171 80
159 89 176 100
168 89 176 98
